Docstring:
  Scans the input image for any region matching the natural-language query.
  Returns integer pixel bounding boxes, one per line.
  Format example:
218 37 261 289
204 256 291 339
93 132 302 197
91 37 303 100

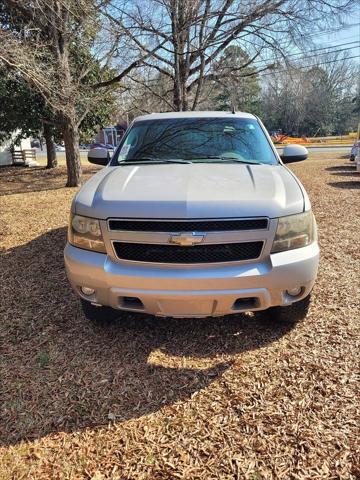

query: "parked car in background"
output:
65 111 319 324
356 147 360 173
350 140 360 162
55 144 66 152
31 139 40 148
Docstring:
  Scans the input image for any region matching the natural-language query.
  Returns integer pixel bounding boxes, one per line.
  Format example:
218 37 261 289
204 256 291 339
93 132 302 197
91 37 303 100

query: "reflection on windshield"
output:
113 118 277 165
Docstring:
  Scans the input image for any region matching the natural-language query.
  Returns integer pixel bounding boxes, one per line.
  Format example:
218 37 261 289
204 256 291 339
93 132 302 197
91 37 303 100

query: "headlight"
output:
271 211 316 253
68 214 106 253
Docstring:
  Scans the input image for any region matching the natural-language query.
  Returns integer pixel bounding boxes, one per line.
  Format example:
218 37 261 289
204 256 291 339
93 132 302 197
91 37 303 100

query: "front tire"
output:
80 299 121 322
267 294 311 323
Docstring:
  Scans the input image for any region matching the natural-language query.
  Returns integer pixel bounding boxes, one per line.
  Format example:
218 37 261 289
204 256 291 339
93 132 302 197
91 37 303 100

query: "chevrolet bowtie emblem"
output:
169 233 205 246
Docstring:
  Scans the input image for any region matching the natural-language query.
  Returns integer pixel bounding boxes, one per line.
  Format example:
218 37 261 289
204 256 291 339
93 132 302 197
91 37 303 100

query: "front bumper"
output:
64 242 319 318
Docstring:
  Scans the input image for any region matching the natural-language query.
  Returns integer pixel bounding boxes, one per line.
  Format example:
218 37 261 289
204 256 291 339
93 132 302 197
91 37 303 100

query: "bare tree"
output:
0 0 132 186
102 0 353 112
43 123 58 169
261 52 358 136
0 0 355 185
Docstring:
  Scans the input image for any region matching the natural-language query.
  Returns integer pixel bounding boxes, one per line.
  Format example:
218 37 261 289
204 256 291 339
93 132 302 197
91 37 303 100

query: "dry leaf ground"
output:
0 153 359 480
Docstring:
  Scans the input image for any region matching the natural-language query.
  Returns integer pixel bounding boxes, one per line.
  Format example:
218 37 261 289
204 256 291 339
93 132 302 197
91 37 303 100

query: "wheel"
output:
350 155 355 162
80 298 121 322
266 294 311 323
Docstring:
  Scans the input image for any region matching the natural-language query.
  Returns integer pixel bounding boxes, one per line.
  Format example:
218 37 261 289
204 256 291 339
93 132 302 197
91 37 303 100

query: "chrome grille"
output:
108 218 268 232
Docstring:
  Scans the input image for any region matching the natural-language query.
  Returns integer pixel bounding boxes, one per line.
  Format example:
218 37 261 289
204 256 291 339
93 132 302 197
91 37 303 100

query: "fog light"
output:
287 287 302 297
81 286 95 296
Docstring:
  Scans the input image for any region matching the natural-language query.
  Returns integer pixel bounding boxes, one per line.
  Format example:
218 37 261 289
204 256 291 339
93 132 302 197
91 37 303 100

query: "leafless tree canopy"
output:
101 0 354 111
0 0 124 185
261 51 359 136
0 0 356 186
0 1 99 184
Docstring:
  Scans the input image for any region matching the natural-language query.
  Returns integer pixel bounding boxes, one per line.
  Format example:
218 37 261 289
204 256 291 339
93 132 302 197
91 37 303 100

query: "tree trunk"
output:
43 123 57 169
173 62 189 111
62 118 82 187
173 78 182 111
181 74 188 111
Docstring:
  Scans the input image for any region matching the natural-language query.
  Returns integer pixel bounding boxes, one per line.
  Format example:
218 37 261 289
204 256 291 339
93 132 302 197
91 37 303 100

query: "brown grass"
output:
0 154 359 479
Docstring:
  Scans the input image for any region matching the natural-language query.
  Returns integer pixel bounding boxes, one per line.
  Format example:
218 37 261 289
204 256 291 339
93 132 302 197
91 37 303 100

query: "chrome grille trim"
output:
101 217 276 266
107 217 269 233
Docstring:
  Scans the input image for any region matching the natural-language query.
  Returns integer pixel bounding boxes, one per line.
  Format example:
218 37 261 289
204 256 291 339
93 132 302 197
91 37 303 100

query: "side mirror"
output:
280 144 308 163
87 147 110 166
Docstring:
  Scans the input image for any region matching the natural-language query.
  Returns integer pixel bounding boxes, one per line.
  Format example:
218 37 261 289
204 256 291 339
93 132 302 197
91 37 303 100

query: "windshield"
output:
112 117 277 165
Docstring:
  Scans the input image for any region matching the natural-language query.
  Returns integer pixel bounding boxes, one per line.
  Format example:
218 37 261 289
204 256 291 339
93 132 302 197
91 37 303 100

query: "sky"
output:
258 21 360 79
313 22 360 64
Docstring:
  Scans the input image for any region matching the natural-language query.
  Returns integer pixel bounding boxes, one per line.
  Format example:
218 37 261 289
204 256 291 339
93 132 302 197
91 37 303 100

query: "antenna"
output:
231 105 236 114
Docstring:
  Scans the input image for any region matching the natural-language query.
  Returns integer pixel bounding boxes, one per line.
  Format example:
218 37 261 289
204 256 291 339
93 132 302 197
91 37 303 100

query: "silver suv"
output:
64 112 319 323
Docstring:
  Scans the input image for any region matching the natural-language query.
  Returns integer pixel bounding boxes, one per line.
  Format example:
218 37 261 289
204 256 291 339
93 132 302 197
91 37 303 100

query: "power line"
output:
250 41 360 68
243 23 360 63
258 54 360 77
320 34 360 44
240 35 359 53
300 22 360 39
296 45 360 60
245 23 360 54
289 40 360 56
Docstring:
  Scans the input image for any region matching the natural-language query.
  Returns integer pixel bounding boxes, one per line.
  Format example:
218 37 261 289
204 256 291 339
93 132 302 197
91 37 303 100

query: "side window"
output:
118 129 137 160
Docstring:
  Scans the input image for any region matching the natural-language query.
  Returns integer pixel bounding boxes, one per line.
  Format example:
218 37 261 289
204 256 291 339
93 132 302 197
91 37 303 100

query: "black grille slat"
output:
113 241 263 263
109 219 268 232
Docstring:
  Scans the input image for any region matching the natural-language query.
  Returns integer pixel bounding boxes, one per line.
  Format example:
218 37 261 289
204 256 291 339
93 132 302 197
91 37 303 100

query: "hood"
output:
74 163 305 219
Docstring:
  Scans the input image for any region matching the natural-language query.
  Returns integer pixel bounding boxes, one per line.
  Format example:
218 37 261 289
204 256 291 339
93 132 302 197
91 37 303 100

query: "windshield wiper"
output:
191 156 261 164
120 157 193 164
218 157 262 165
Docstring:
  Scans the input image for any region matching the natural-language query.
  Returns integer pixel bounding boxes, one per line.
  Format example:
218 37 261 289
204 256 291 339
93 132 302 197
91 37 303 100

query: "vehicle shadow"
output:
328 180 360 189
0 165 100 196
330 171 359 177
325 165 355 172
1 227 295 445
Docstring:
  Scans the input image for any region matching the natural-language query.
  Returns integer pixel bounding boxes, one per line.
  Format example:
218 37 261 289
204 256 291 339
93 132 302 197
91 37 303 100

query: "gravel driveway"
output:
0 153 359 479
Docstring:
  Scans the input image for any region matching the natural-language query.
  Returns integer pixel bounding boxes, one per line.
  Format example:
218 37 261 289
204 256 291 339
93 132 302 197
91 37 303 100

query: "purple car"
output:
350 140 360 161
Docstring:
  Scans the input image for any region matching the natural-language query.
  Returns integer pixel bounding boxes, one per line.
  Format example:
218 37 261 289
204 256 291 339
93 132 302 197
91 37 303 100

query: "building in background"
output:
0 133 32 166
94 121 128 147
